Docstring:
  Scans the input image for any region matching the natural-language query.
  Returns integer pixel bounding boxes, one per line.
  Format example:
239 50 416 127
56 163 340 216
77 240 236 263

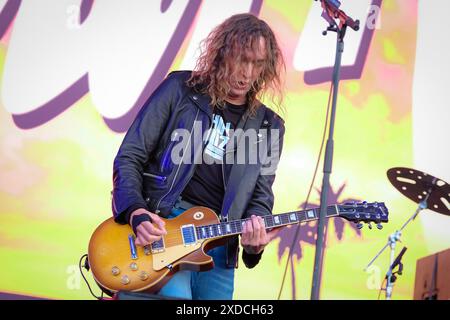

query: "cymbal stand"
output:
364 186 434 299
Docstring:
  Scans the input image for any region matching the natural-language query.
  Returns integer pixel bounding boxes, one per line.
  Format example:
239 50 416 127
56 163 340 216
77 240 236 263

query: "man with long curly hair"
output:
112 13 286 299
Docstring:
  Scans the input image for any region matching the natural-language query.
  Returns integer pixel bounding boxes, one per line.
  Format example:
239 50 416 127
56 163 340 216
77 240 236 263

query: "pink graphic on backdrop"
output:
0 0 21 42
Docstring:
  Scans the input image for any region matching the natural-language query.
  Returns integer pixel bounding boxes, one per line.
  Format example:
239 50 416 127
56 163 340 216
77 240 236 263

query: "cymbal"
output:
387 167 450 216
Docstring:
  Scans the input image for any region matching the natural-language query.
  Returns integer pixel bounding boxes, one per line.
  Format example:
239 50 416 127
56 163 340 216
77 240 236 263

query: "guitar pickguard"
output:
152 241 204 271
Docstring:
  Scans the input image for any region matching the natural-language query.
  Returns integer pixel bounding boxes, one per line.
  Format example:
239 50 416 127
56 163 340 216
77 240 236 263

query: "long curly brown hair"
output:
187 13 285 116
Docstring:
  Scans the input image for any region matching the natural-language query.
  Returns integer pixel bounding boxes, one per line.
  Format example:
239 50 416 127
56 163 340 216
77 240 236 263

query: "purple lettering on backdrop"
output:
250 0 263 16
12 75 90 129
7 0 262 133
103 0 262 132
103 0 201 132
9 1 92 129
79 0 94 25
11 0 202 132
304 0 382 85
0 0 21 39
161 0 172 13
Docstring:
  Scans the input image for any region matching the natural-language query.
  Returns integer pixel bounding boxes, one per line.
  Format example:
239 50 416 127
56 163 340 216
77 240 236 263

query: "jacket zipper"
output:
143 172 167 182
155 109 200 213
159 131 178 173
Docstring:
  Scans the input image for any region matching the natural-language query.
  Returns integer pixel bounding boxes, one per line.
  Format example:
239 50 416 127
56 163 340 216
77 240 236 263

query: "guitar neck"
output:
195 205 340 241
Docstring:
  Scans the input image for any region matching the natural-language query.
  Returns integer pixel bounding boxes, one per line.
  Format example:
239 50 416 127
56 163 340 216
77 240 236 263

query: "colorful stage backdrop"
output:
0 0 449 299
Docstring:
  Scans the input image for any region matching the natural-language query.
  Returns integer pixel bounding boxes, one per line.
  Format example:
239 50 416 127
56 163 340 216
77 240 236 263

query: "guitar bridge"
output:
150 238 165 254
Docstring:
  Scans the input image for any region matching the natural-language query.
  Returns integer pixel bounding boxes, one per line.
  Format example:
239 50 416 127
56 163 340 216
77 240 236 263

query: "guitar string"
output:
150 204 376 242
141 213 305 239
134 212 312 245
135 219 278 242
132 204 373 240
133 206 381 245
131 204 370 240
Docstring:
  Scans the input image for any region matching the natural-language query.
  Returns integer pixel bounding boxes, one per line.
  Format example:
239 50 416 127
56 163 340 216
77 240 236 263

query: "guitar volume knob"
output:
130 262 138 271
121 275 130 285
111 266 120 276
139 271 149 281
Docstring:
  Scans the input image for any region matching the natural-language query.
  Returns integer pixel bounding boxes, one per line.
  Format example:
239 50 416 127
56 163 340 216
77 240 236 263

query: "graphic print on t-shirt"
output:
204 114 230 161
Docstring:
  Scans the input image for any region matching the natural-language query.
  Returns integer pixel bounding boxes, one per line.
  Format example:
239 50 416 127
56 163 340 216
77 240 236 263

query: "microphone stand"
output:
310 0 359 300
365 188 433 299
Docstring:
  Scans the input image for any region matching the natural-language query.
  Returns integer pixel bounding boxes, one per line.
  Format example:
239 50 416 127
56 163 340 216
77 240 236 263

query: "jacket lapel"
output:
188 92 213 120
221 105 267 220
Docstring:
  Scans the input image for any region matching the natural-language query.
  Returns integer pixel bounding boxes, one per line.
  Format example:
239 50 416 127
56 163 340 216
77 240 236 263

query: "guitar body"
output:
87 201 388 295
88 207 222 295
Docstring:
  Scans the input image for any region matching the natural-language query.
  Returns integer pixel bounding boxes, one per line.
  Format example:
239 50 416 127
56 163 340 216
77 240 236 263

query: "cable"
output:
276 81 334 300
79 254 104 300
378 278 387 300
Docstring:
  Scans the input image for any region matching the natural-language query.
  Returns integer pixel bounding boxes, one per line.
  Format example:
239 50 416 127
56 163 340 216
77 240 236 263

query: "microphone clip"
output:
316 0 360 40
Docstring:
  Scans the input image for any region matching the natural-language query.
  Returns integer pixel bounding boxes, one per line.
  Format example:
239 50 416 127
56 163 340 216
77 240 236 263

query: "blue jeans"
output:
157 200 235 300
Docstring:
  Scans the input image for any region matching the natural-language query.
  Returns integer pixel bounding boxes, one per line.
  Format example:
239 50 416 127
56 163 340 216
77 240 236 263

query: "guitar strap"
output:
220 106 269 223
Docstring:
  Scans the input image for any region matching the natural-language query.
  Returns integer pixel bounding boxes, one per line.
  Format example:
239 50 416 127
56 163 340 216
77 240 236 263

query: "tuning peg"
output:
377 223 383 230
368 222 373 230
356 222 363 229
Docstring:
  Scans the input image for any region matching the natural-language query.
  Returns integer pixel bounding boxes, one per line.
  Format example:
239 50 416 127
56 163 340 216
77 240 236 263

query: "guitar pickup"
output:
181 224 197 246
150 238 165 254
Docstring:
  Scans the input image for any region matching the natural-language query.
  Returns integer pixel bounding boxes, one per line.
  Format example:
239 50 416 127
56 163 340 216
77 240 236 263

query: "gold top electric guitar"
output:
87 201 388 295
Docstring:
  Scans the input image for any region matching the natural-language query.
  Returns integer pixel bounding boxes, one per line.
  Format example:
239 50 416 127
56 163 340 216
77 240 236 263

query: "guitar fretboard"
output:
195 205 339 240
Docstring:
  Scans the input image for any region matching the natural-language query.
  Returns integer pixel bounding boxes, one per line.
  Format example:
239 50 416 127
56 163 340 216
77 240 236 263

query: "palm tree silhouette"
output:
275 183 362 299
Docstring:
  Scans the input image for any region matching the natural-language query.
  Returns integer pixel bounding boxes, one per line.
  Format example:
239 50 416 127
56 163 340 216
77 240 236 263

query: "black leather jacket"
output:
112 71 285 268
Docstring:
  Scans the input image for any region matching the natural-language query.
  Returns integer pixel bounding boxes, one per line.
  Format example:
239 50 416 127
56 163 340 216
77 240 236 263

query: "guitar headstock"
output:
338 201 389 230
